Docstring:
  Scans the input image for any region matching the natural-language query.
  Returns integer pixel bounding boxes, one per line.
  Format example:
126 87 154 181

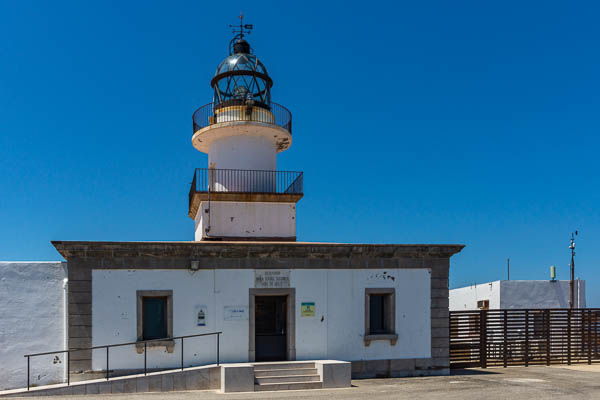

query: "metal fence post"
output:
503 310 508 368
587 310 592 365
106 347 109 380
181 337 184 371
480 310 487 368
567 309 572 365
67 351 70 386
217 333 220 366
525 310 529 367
144 342 147 376
546 309 551 366
27 356 30 391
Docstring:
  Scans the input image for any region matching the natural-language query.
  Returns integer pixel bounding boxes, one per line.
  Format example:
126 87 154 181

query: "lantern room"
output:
211 37 272 109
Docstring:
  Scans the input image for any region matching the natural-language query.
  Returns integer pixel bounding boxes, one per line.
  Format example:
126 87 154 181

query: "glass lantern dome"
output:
210 37 273 110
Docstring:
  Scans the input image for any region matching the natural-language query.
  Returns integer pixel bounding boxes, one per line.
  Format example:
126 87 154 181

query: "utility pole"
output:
507 258 510 280
569 231 578 309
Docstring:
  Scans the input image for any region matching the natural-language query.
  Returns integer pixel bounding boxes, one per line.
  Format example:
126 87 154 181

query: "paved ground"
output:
12 365 600 399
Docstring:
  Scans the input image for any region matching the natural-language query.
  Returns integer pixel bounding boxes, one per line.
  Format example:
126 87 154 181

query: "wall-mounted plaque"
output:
196 305 207 326
224 306 248 321
255 269 290 288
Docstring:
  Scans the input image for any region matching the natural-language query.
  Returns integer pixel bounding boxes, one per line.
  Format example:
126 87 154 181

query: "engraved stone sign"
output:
255 269 290 288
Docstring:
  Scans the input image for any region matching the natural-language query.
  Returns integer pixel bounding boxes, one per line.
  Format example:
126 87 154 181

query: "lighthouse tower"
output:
189 20 302 241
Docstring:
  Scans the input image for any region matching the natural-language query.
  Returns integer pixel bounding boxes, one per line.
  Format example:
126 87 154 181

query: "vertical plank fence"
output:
450 309 600 368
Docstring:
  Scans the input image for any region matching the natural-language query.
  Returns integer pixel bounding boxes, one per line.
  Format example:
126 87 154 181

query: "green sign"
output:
301 302 315 317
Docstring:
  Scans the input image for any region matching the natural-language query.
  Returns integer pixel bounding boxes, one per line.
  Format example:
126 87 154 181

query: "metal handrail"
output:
24 331 222 391
192 101 292 135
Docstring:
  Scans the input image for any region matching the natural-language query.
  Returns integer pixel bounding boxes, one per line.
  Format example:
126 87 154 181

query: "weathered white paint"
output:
91 268 431 371
0 262 67 390
192 121 292 154
208 135 276 171
449 280 586 310
195 202 296 240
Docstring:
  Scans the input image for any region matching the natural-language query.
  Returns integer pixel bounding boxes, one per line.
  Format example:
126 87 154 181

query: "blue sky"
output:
1 1 598 305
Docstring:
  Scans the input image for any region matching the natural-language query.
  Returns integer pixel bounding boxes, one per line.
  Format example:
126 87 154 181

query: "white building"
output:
0 262 67 390
449 279 586 311
0 26 464 393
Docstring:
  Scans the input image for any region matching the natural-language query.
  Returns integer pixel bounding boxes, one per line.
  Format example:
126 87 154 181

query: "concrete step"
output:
255 368 318 377
254 381 323 391
255 374 321 384
253 362 315 371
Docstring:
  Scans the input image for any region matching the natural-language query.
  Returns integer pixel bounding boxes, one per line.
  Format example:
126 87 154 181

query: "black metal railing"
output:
189 168 303 206
24 332 221 391
192 102 292 135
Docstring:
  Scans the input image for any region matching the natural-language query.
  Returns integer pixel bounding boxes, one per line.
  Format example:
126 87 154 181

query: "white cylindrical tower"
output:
188 24 302 241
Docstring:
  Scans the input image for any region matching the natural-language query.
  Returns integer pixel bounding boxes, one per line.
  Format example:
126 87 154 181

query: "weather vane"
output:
229 12 253 39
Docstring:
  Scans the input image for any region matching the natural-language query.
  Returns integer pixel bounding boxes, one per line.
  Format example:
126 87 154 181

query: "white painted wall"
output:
208 135 276 171
500 280 585 309
195 202 296 240
0 262 67 390
450 280 586 310
91 268 431 370
449 281 501 311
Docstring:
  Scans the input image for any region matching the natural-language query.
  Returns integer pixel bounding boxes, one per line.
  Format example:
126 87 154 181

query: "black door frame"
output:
248 288 296 362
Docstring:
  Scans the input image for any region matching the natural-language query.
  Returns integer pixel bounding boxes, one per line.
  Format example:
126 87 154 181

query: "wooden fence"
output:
450 309 600 368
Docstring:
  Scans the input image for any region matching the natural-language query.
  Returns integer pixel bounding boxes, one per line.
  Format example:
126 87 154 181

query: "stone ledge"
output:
135 340 175 354
364 334 398 346
52 241 464 263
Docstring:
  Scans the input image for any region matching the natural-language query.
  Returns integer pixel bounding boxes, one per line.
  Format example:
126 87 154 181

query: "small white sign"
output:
196 305 207 326
224 306 248 321
255 269 290 288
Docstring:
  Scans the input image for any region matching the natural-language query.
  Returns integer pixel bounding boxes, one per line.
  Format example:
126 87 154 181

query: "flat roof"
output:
51 240 465 260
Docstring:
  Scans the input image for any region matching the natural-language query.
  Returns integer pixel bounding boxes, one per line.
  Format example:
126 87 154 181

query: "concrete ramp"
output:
0 365 220 398
0 360 350 397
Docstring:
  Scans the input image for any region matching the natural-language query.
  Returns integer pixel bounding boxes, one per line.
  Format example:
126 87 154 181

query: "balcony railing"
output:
192 102 292 135
189 168 303 209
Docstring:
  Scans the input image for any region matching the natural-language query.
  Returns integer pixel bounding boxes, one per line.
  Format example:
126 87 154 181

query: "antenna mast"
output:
569 231 578 309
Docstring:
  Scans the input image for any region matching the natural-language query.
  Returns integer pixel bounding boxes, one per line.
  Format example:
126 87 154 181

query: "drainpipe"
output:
63 278 69 382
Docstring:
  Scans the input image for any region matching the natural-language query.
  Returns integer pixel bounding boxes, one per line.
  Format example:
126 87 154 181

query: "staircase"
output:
253 362 322 391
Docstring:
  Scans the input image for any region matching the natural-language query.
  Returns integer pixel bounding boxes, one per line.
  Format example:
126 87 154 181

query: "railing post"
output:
106 347 109 380
181 337 184 371
27 356 30 391
217 333 220 366
67 351 70 386
144 342 147 376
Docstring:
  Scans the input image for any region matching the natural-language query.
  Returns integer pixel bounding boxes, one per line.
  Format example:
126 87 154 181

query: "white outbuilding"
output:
450 279 586 311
